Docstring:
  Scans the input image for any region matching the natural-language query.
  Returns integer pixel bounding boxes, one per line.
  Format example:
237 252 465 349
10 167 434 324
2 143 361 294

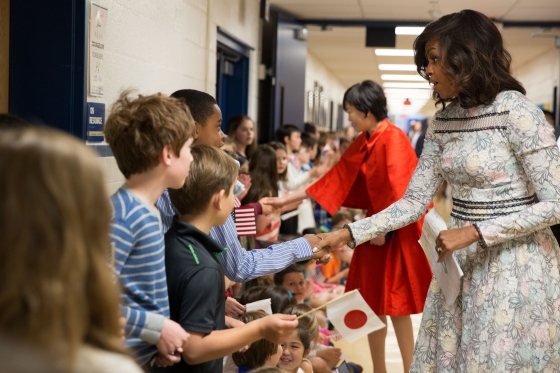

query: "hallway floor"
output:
333 313 423 372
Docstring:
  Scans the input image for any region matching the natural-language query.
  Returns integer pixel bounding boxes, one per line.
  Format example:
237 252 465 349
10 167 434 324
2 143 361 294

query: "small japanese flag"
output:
326 289 385 343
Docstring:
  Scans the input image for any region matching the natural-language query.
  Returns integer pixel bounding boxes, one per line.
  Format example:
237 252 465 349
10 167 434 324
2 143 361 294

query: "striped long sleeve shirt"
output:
156 190 313 282
111 186 168 365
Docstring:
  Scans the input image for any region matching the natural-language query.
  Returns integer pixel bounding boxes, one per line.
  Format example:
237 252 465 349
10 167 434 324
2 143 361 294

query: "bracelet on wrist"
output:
472 223 488 249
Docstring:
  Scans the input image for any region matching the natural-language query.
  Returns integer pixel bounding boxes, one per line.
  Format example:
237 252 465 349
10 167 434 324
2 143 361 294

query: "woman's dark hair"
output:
274 264 305 286
267 141 288 182
259 286 296 314
343 80 388 121
241 144 279 205
413 9 525 108
227 115 257 160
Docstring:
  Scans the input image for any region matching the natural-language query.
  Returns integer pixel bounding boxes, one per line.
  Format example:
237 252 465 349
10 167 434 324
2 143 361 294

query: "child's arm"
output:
112 220 188 357
182 314 298 365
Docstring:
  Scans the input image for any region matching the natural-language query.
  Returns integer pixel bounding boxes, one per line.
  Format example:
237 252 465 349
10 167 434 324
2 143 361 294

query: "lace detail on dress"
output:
433 111 509 133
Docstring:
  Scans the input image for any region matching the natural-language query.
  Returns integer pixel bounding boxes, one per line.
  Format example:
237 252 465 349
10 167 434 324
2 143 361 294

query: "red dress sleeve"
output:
306 133 368 215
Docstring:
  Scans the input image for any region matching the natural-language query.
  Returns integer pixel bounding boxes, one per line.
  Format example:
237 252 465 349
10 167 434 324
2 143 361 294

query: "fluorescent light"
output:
381 74 424 81
375 49 414 56
383 82 431 89
378 64 417 71
384 88 432 97
395 27 425 35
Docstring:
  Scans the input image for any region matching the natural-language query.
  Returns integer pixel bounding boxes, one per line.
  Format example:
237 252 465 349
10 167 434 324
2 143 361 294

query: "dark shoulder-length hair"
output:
241 144 279 205
413 9 525 108
226 115 257 160
343 80 388 121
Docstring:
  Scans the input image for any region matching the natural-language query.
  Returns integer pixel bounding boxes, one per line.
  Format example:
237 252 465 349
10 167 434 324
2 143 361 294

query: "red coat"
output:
307 119 432 316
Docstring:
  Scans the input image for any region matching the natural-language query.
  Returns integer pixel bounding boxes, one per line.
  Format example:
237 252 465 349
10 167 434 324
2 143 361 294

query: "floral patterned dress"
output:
346 91 560 372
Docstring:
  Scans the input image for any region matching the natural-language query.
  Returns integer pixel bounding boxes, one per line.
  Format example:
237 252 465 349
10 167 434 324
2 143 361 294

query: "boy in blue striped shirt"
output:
105 91 196 368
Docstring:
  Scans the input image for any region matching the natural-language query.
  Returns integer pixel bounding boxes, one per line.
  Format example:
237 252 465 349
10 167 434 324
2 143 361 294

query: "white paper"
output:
245 298 272 315
419 208 463 306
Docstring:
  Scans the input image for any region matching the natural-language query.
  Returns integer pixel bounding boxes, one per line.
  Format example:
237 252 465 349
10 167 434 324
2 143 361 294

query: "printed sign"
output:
89 3 108 97
87 102 106 142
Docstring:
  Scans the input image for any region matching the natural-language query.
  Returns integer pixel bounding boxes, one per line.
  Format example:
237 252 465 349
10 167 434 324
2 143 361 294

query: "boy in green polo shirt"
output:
161 145 299 373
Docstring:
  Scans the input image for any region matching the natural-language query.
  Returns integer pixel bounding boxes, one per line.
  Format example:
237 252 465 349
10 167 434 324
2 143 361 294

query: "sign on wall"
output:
89 3 108 97
87 102 105 142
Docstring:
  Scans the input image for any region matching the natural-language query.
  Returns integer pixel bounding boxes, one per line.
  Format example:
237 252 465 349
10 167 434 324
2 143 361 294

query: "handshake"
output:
262 195 354 264
303 230 353 264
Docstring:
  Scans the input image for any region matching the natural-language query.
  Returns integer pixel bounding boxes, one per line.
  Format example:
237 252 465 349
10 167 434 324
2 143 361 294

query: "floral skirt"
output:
410 220 560 372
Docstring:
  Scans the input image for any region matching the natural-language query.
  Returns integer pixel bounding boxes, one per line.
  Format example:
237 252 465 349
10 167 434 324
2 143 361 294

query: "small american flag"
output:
234 206 257 236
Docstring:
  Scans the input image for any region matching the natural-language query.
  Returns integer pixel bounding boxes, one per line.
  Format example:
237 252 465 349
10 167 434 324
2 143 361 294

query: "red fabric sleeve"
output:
306 134 367 216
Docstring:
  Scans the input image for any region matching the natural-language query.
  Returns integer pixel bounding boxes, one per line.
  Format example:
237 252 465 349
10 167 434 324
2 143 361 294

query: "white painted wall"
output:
87 0 262 194
513 47 560 112
305 52 349 130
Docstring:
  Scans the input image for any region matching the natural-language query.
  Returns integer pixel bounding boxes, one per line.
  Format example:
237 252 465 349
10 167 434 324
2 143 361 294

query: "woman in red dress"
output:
272 80 432 372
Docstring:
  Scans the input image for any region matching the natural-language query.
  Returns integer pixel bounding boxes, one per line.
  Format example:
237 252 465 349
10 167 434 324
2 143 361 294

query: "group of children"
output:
0 87 360 373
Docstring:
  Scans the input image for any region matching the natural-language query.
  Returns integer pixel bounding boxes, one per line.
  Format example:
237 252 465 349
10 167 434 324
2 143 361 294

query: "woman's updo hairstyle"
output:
413 9 525 108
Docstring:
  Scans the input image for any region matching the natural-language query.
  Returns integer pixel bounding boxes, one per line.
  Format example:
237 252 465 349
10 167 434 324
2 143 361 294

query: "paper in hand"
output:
419 208 463 306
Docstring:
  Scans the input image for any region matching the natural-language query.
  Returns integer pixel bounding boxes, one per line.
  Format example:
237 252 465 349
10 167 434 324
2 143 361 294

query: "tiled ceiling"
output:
270 0 560 115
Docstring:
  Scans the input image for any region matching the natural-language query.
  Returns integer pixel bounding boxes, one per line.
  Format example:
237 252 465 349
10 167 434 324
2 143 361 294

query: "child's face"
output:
169 137 194 189
309 144 318 160
282 272 306 303
234 119 255 146
194 105 225 148
278 331 308 373
285 132 302 152
239 162 249 175
297 147 310 165
276 149 288 175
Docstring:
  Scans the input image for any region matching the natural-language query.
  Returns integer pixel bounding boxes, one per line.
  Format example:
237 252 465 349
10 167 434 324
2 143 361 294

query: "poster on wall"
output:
89 3 108 97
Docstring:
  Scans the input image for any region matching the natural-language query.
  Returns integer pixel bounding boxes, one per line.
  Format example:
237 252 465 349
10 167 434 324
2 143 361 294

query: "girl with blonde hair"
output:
0 127 141 372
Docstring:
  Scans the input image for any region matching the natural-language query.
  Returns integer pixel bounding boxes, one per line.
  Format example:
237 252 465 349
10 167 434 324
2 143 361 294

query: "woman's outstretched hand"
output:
315 228 353 254
436 225 480 263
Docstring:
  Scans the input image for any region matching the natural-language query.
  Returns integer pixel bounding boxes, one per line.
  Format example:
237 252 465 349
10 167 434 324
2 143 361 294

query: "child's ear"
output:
303 348 310 358
284 135 290 145
161 145 174 166
214 189 226 210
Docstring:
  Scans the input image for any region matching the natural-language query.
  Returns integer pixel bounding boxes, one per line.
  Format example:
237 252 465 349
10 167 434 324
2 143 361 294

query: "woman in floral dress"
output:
316 9 560 372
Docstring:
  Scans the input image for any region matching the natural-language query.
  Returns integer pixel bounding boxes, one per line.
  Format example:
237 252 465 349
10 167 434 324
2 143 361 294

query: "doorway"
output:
216 28 252 131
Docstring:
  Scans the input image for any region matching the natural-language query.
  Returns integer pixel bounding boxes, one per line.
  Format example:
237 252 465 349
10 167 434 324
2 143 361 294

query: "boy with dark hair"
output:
105 91 195 367
163 145 298 373
276 124 302 159
171 89 225 148
156 89 330 285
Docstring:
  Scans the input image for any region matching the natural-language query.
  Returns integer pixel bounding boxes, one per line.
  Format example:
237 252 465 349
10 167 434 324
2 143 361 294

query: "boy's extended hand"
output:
304 234 331 264
156 318 190 361
260 314 298 344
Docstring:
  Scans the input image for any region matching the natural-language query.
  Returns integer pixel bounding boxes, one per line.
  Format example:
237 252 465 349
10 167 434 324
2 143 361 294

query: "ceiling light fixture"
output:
383 82 431 89
381 74 424 81
375 49 414 56
378 64 417 71
395 27 425 35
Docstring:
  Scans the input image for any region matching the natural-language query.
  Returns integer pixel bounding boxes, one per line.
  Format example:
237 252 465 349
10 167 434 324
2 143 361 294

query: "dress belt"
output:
450 195 535 222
